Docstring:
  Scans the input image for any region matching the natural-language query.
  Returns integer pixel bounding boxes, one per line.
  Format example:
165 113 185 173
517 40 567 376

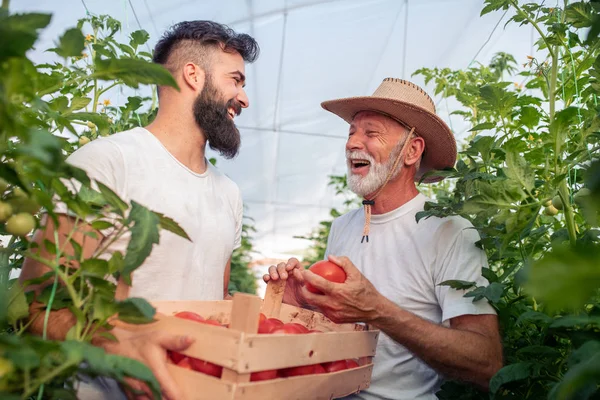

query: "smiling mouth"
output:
349 159 371 172
227 109 236 120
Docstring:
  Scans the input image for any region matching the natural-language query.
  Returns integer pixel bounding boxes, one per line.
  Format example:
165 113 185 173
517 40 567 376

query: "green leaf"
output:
517 310 553 326
526 244 600 311
80 258 109 277
92 58 179 89
95 181 128 216
108 251 124 275
92 295 117 322
505 150 535 193
122 202 160 285
468 122 496 132
130 30 150 47
489 362 537 394
7 282 29 325
0 13 52 60
54 28 85 58
566 2 594 28
115 297 156 324
91 220 114 231
482 267 498 283
155 212 191 241
70 96 92 111
550 315 600 329
549 341 600 400
439 280 476 290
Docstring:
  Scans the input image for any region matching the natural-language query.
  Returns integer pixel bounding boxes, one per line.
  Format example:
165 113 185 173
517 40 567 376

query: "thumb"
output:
328 255 360 278
159 333 195 352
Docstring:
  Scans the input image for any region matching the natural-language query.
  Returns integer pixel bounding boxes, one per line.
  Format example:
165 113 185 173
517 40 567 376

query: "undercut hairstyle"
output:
153 20 259 74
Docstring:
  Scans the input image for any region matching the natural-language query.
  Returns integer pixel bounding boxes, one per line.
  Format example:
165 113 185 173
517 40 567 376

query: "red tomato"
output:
346 359 360 369
174 311 205 323
305 260 346 294
169 351 186 364
286 323 309 333
176 357 194 370
281 364 316 377
313 364 326 374
258 318 284 334
201 319 224 327
323 360 349 373
189 358 223 378
259 313 267 323
250 369 279 381
271 323 308 334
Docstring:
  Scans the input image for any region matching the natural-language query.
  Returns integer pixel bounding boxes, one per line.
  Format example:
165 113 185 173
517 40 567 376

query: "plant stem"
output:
92 28 99 114
558 182 577 246
23 361 77 398
1 0 9 11
511 1 555 59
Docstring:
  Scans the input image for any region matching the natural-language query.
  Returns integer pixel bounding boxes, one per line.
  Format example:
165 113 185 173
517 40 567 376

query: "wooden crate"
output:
129 280 380 400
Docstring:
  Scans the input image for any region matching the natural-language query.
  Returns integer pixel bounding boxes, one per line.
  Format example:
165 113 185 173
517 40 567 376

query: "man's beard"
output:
193 77 242 159
346 140 405 198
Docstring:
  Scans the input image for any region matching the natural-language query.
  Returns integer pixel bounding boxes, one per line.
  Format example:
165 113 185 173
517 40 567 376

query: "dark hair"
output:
153 20 259 69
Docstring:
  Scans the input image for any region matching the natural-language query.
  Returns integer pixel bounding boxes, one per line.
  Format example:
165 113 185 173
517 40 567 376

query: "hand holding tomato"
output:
300 255 384 324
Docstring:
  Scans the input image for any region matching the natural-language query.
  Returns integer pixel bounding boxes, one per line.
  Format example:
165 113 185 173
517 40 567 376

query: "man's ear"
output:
181 62 206 92
405 136 425 167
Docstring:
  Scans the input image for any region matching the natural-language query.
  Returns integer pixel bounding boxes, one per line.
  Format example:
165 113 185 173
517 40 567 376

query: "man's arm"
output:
372 297 502 390
299 255 503 391
223 256 232 299
19 214 102 340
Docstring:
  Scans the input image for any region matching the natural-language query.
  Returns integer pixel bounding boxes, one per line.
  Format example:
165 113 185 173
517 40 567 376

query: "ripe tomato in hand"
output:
176 357 194 370
305 260 346 294
174 311 205 323
169 351 186 364
189 358 223 378
323 360 349 373
250 369 279 381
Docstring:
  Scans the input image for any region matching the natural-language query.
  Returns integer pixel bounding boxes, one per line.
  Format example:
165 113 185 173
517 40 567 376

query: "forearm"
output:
27 301 77 340
372 297 501 390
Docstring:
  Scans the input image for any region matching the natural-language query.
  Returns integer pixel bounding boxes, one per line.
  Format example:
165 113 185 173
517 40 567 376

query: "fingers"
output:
265 259 302 283
158 333 194 352
328 255 359 277
301 269 335 295
145 348 185 400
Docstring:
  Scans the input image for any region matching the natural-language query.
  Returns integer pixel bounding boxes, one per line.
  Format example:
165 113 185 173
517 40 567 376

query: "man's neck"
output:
367 173 419 215
145 107 208 174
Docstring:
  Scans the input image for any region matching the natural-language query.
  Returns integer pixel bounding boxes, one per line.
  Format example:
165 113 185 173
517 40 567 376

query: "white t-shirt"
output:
58 127 243 301
326 194 495 400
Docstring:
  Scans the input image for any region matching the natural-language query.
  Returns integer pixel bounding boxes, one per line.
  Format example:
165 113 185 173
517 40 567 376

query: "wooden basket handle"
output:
261 279 286 318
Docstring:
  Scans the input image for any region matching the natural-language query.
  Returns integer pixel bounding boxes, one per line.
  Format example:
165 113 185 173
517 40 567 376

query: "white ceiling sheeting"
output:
14 0 543 259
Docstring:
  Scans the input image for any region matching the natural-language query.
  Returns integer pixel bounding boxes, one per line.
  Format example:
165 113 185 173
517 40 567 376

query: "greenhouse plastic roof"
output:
15 0 544 259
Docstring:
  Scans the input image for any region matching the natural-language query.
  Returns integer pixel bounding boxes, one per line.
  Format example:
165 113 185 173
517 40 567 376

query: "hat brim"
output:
321 96 457 183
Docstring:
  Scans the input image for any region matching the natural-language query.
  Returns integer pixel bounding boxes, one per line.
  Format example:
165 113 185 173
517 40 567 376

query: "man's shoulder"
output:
207 163 241 196
68 128 147 160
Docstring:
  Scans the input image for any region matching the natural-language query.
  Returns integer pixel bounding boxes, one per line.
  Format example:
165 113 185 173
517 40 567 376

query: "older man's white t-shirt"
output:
325 193 495 400
58 127 243 301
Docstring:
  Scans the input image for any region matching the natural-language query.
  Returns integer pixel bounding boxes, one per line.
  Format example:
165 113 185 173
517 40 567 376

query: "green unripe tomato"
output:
544 205 559 216
543 199 552 207
0 178 8 193
5 213 36 237
7 197 40 215
0 202 13 222
551 195 564 210
12 187 28 198
79 136 91 146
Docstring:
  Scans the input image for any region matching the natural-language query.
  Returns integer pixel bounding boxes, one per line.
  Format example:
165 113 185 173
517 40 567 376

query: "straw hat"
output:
321 78 456 183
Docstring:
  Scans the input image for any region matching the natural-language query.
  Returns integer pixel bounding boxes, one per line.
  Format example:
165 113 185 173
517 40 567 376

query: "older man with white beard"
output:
264 78 503 399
